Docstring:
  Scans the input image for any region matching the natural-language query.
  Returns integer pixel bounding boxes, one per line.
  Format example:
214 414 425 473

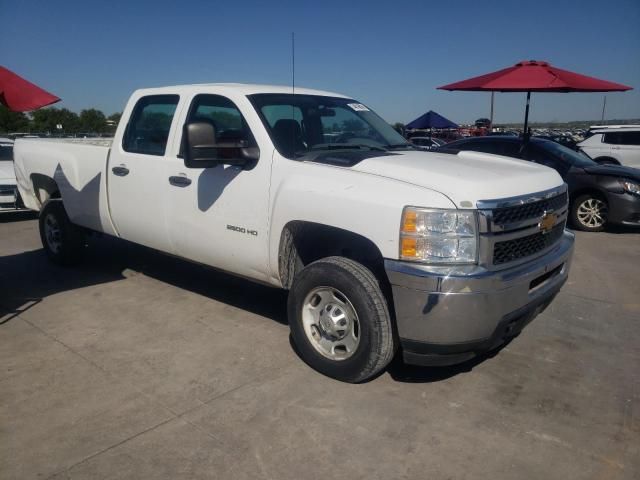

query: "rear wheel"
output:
288 256 396 383
39 200 86 265
571 194 609 232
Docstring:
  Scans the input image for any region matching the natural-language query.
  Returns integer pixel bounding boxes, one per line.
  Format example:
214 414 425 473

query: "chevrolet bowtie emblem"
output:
538 211 557 234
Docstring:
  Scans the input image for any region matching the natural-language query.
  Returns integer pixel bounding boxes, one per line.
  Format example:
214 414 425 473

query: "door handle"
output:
169 175 192 187
112 165 130 176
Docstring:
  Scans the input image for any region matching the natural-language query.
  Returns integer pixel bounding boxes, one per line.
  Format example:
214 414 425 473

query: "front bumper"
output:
607 191 640 226
385 231 575 366
0 184 24 211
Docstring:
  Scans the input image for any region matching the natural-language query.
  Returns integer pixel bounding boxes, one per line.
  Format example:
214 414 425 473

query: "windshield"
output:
248 94 411 159
540 140 596 168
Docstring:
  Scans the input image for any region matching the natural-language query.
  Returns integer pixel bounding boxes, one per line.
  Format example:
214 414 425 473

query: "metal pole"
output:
601 95 607 123
523 91 531 140
489 91 494 131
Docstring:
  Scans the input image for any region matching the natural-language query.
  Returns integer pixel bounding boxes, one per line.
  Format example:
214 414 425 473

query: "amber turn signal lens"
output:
402 210 417 233
401 237 417 257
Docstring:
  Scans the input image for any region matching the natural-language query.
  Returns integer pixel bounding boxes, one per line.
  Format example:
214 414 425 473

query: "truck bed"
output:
13 138 118 236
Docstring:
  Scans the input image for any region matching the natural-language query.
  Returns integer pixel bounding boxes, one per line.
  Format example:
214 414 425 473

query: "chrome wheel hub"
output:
301 287 360 361
44 214 62 254
577 198 607 228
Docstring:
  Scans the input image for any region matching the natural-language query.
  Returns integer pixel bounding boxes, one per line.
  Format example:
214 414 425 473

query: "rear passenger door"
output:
108 94 182 253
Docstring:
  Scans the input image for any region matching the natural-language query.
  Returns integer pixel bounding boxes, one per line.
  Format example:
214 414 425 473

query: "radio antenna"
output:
291 32 295 95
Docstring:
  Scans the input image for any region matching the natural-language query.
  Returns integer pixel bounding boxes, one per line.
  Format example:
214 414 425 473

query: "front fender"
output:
267 159 455 285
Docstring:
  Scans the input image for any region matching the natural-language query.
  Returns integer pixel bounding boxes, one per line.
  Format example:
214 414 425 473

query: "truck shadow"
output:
386 342 510 383
0 234 288 328
0 247 125 325
0 210 38 223
97 236 290 325
1 231 503 382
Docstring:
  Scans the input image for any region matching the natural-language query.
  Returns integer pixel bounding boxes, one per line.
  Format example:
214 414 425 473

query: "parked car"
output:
489 131 518 137
440 136 640 231
14 83 574 382
0 137 24 211
534 134 578 150
577 127 640 168
585 124 640 137
409 136 445 150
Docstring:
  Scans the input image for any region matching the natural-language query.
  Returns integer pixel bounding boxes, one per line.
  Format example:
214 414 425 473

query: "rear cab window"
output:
123 95 180 156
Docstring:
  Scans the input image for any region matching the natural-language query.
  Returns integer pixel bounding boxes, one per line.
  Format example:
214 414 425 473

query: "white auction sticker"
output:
347 103 370 112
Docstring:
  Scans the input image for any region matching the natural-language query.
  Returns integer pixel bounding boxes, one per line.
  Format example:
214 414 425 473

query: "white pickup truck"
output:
14 83 574 382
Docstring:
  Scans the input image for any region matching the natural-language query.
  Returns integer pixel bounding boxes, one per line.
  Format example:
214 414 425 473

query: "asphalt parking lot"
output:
1 212 638 480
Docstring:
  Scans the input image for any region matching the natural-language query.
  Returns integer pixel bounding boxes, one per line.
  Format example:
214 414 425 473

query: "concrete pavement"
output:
1 212 638 479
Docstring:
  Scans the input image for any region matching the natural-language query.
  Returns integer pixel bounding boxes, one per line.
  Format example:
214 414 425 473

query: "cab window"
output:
123 95 179 156
184 94 257 147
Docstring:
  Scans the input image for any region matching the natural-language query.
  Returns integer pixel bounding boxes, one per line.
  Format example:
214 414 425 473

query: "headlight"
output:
620 180 640 195
400 207 478 264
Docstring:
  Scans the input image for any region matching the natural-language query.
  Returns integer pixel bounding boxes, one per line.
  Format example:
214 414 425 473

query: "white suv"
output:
578 127 640 168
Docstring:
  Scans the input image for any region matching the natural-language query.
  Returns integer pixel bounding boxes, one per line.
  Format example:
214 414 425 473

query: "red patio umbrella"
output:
0 66 60 112
438 60 632 137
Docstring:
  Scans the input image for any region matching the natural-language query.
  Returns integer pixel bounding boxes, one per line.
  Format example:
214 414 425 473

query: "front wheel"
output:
288 256 396 383
39 200 86 265
571 194 609 232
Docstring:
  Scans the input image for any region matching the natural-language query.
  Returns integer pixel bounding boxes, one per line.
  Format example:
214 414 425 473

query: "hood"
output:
0 161 17 184
582 164 640 181
347 150 563 207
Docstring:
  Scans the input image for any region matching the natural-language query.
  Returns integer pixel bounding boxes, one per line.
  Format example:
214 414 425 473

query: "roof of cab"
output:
133 83 350 99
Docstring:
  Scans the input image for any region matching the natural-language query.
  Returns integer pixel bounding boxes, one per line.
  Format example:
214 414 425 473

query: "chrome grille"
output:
0 185 17 195
477 186 569 269
492 193 567 226
493 222 565 265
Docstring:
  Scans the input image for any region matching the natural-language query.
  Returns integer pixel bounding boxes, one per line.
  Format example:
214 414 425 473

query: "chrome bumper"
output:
385 231 575 365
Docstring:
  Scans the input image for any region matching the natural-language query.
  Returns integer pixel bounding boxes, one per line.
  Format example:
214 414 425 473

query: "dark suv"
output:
438 136 640 231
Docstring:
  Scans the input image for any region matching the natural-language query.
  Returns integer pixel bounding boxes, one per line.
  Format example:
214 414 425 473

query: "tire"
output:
288 256 396 383
570 193 609 232
39 200 86 265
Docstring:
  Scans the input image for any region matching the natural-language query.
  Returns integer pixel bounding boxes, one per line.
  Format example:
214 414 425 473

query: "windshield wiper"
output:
311 143 388 152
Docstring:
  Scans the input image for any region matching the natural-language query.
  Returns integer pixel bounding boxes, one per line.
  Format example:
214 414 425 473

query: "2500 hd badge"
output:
227 224 258 236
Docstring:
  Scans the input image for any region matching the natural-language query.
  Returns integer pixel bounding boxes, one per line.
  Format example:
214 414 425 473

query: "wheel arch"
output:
30 173 61 208
570 187 608 205
592 156 621 166
277 220 389 290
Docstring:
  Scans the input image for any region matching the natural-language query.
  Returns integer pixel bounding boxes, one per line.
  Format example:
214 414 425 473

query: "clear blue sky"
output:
1 0 639 125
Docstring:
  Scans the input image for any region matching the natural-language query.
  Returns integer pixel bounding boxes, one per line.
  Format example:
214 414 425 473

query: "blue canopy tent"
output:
406 110 458 130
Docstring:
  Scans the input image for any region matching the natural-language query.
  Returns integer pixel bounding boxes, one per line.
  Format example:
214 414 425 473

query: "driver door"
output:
165 94 272 281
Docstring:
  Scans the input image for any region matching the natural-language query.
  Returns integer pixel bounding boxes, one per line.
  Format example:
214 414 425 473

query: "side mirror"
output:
183 121 259 169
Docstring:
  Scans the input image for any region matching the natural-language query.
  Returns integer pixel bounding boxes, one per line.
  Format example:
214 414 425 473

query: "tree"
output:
31 107 80 134
0 105 30 133
79 109 107 133
107 112 122 125
106 112 122 134
392 122 405 135
342 119 365 133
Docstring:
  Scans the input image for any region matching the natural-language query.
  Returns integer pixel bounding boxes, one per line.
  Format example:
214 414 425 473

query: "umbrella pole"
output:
523 91 531 141
489 91 494 131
